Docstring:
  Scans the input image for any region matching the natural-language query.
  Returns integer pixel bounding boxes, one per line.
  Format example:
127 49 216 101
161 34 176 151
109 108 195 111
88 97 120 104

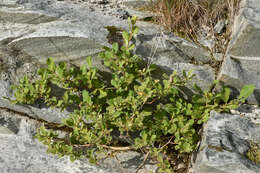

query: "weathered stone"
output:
0 99 70 124
0 10 58 24
125 8 153 20
0 80 11 98
135 32 212 64
9 36 104 64
0 111 20 134
0 0 214 89
219 55 260 104
0 0 211 66
120 0 154 20
214 19 226 34
0 109 157 173
228 0 260 58
122 0 152 10
231 104 260 125
135 32 214 90
151 62 214 91
219 0 260 104
193 111 260 173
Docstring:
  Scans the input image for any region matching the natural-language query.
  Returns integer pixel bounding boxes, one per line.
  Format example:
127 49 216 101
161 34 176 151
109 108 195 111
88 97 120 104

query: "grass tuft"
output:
151 0 241 47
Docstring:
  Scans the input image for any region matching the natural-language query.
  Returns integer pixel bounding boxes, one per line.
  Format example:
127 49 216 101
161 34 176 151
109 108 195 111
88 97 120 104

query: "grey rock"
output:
122 0 152 10
198 37 214 50
232 104 260 125
0 111 20 134
0 108 157 173
135 32 214 90
0 99 70 124
0 80 12 98
9 35 104 64
0 126 13 134
121 0 154 20
125 8 152 20
219 0 260 104
0 0 214 92
170 63 214 91
149 62 214 91
214 20 226 34
137 32 212 64
0 9 58 24
115 8 131 19
228 23 260 58
193 111 260 173
218 55 260 104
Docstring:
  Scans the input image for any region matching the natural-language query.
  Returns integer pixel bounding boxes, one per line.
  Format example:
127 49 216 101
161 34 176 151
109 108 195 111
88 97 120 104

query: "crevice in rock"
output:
0 106 72 132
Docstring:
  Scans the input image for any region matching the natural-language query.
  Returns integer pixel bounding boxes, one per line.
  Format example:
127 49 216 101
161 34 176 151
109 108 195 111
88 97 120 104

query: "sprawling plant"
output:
7 16 254 173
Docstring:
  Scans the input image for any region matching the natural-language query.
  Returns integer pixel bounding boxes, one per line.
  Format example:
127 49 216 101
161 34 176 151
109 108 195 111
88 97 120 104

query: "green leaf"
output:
131 16 138 25
132 26 139 35
222 87 230 103
63 92 69 103
122 31 129 41
128 44 135 50
82 90 92 105
86 56 93 68
47 57 55 71
238 85 255 100
99 90 107 98
57 100 63 107
149 64 157 72
193 83 203 94
112 43 119 52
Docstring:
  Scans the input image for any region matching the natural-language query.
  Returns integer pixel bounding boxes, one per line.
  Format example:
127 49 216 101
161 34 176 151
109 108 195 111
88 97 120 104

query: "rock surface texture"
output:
219 0 260 104
0 0 259 172
192 111 260 173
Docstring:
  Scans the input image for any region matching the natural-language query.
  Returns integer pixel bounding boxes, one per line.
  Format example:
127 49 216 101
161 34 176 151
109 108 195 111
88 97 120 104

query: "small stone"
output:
177 162 186 169
0 126 14 135
214 19 226 34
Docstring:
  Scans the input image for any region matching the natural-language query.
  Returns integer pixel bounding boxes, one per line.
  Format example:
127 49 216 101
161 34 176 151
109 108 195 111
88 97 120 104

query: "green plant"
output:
6 16 254 173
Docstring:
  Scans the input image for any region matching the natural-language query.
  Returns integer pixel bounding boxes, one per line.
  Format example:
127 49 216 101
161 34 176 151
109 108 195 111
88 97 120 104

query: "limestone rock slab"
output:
0 9 58 24
193 111 260 173
219 0 260 104
219 56 260 104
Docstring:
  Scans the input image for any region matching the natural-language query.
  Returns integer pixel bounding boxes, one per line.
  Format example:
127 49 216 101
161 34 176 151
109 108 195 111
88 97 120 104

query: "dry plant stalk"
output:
153 0 241 43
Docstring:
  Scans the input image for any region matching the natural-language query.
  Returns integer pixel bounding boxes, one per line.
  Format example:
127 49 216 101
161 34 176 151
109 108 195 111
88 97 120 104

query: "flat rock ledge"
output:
192 111 260 173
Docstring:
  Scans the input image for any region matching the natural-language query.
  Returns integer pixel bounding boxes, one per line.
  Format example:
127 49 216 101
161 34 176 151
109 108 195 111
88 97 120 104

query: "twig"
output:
74 144 132 151
102 145 132 151
134 152 150 173
161 135 174 149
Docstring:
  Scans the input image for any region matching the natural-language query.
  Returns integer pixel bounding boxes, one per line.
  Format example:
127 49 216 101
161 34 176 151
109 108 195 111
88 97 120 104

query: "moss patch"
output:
247 142 260 164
